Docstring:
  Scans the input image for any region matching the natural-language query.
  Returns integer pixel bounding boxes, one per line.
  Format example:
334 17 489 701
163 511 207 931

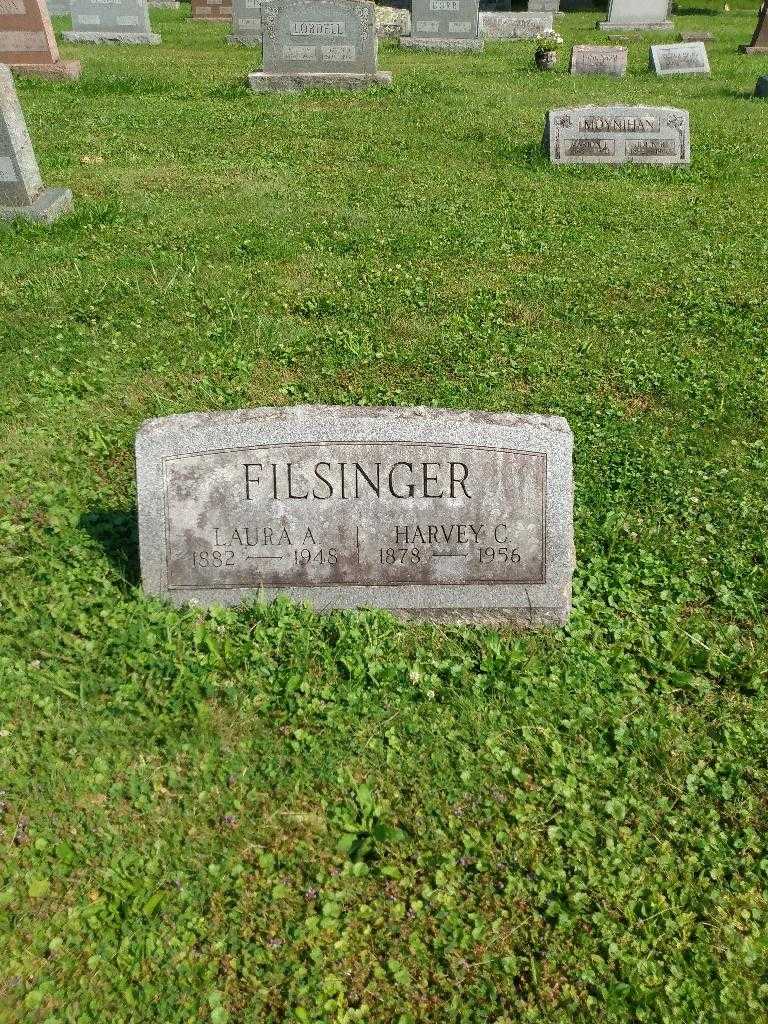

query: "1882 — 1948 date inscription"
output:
136 406 574 626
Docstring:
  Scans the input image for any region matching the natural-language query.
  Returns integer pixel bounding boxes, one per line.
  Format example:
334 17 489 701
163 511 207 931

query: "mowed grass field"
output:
1 3 768 1021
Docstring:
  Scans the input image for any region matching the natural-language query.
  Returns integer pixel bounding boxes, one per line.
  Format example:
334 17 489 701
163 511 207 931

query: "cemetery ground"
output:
1 3 768 1020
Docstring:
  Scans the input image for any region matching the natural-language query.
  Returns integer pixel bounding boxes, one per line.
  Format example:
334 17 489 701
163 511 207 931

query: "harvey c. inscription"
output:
136 406 574 625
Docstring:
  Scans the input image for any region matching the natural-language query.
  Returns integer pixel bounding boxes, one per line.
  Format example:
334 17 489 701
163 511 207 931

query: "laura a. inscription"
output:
163 443 546 589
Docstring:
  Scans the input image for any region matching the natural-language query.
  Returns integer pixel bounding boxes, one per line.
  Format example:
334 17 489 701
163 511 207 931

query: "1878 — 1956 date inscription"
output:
136 406 574 626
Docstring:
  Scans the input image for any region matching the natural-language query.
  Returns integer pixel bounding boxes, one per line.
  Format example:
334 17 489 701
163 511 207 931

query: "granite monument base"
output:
598 19 672 29
248 70 392 91
1 187 72 224
400 36 484 51
11 60 81 80
63 30 161 42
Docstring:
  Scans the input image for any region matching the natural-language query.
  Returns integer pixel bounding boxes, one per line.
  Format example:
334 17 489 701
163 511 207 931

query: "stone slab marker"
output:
64 0 160 41
228 0 262 44
570 44 627 75
598 0 672 31
191 0 232 21
400 0 483 52
544 105 690 166
740 0 767 54
0 63 72 222
650 41 709 75
528 0 560 13
135 406 574 627
0 0 80 79
480 12 555 40
374 4 409 38
249 0 391 92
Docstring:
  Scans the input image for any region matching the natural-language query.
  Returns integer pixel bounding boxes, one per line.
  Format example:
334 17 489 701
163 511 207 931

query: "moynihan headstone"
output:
599 0 672 31
400 0 483 51
191 0 231 20
65 0 160 41
0 63 72 222
0 0 80 79
480 11 555 39
570 43 627 75
755 75 768 97
228 0 262 43
740 0 767 54
135 405 574 626
650 41 709 74
249 0 391 91
544 105 690 166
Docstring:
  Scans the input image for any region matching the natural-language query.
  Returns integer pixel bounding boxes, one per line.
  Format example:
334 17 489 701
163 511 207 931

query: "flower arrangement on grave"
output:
534 38 559 70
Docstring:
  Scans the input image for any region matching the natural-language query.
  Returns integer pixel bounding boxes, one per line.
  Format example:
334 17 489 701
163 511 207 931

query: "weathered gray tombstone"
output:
480 11 556 39
755 74 768 96
249 0 391 90
570 43 627 75
228 0 262 43
544 105 690 166
740 0 767 54
598 0 672 31
528 0 560 12
0 0 80 79
400 0 483 51
64 0 160 42
135 405 575 627
650 41 709 74
0 63 72 222
375 3 409 37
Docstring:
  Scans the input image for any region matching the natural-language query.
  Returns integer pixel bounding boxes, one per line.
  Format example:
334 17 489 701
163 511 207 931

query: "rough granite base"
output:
740 45 768 54
248 71 392 92
399 36 484 51
10 60 81 81
228 33 261 45
63 30 161 43
1 187 73 225
598 19 673 29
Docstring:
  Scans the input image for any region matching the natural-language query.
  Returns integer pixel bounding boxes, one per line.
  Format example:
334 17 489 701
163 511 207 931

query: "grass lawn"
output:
1 2 768 1020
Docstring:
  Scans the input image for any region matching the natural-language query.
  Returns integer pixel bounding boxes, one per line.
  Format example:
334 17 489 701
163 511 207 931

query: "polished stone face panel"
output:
136 406 574 626
544 105 690 166
650 41 709 75
570 43 627 76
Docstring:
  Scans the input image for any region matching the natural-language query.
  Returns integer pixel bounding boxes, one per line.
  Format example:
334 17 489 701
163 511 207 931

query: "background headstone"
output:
740 0 767 54
65 0 160 41
47 0 71 14
0 0 80 79
401 0 483 51
0 63 72 222
599 0 672 31
375 3 409 37
680 31 711 42
570 43 627 75
228 0 262 43
135 405 574 627
148 0 180 8
544 105 690 166
650 41 709 75
480 11 556 39
249 0 391 91
527 0 560 12
191 0 231 19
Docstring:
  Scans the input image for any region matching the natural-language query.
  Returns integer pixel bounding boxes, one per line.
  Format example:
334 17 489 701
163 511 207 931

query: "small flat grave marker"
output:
0 63 72 222
740 0 767 54
599 0 672 31
135 405 575 626
544 105 690 166
249 0 391 91
680 31 712 42
650 40 709 74
228 0 263 43
400 0 483 51
65 0 160 42
570 43 627 76
0 0 80 79
191 0 231 21
480 11 555 40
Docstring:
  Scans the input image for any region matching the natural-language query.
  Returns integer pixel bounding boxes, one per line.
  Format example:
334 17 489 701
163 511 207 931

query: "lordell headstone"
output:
570 43 627 75
0 0 80 79
740 0 767 54
650 41 709 74
400 0 483 52
544 105 690 166
599 0 672 31
135 405 574 626
228 0 262 43
65 0 160 41
0 63 72 222
249 0 391 92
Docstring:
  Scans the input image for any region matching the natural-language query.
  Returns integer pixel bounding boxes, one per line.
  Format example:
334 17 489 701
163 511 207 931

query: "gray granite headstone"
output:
755 74 768 97
64 0 160 42
598 0 672 31
249 0 391 90
375 4 409 38
0 63 72 222
400 0 483 51
544 105 690 166
650 41 709 74
135 405 574 627
570 43 627 75
480 11 555 39
228 0 262 43
528 0 560 12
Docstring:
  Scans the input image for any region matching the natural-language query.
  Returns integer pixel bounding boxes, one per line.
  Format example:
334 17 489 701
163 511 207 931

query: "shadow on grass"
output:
80 507 141 587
